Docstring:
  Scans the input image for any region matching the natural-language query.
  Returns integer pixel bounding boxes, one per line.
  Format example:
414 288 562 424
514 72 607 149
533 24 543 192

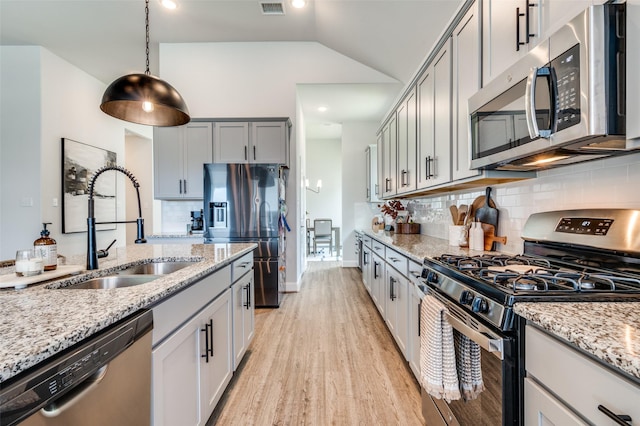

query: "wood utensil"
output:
457 205 468 225
480 223 507 251
449 205 458 224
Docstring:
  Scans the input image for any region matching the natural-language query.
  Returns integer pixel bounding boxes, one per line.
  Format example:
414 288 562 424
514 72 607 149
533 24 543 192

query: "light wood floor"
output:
207 261 423 425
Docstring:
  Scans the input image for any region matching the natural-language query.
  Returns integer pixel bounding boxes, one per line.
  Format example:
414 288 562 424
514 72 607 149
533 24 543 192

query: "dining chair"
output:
313 219 333 255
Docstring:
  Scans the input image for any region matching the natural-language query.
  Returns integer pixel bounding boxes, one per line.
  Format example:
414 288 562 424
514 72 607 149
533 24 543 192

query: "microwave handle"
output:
525 66 554 140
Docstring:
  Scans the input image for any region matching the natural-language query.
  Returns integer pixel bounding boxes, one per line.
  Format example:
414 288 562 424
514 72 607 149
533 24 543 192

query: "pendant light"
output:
100 0 190 127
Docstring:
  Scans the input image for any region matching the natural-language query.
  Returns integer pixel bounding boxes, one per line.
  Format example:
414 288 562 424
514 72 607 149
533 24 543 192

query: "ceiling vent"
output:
260 1 285 15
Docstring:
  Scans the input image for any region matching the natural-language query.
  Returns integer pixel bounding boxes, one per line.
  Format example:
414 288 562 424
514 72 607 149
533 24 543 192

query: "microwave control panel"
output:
551 44 581 131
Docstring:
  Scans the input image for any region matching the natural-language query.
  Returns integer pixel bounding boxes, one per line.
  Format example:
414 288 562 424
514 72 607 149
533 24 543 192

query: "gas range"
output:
421 209 640 332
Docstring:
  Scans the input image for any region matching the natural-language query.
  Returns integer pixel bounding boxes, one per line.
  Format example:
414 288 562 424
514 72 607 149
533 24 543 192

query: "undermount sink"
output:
113 261 197 275
54 261 198 290
63 275 160 290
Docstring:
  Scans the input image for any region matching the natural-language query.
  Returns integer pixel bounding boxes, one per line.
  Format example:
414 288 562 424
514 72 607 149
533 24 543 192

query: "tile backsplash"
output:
406 152 640 255
160 200 203 233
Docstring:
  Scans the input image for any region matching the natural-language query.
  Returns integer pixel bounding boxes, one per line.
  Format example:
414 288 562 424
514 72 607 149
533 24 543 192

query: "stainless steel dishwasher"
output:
0 309 153 426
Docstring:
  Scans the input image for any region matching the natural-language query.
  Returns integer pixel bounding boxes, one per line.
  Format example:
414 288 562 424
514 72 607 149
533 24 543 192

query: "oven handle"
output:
445 313 504 360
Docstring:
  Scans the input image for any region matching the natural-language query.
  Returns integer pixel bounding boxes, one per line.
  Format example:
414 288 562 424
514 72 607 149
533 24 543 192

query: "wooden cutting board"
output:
475 187 500 250
0 265 84 289
480 223 507 251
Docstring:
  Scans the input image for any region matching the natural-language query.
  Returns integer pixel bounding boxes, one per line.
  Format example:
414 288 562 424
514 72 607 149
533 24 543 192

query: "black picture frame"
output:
61 138 117 233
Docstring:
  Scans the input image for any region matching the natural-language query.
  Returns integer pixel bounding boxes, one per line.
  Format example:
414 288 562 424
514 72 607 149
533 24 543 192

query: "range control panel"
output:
555 217 614 236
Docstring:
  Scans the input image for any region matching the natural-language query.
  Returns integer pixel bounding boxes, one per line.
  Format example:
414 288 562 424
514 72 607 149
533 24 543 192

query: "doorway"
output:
124 131 154 242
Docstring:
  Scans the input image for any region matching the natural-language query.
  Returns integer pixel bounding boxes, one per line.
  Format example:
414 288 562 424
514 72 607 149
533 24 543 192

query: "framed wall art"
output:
61 138 117 233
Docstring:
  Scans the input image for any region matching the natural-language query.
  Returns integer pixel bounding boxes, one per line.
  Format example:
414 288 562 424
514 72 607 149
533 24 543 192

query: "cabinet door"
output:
183 122 213 199
371 254 385 315
482 0 540 86
382 115 398 197
408 283 422 380
251 121 287 164
451 1 481 181
232 272 254 371
524 378 587 426
200 289 233 420
362 246 371 292
152 305 203 426
417 42 452 190
376 131 385 200
397 88 417 194
215 122 249 163
154 126 185 199
539 1 594 41
385 266 408 359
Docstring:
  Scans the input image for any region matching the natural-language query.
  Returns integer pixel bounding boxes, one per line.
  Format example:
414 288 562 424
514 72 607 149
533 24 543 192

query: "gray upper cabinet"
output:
396 87 417 194
365 144 381 203
451 0 481 182
483 0 595 87
380 115 398 198
417 41 452 190
214 120 288 165
153 122 213 200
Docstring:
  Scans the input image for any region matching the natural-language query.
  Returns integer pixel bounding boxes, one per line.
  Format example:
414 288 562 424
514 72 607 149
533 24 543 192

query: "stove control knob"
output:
471 296 489 314
459 290 474 305
425 271 439 284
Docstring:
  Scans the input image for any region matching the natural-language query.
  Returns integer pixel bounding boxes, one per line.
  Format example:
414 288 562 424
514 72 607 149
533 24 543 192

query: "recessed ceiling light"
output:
161 0 178 10
291 0 306 8
318 106 328 112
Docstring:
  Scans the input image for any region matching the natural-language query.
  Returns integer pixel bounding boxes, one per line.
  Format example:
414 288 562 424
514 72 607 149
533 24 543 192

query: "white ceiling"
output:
0 0 464 139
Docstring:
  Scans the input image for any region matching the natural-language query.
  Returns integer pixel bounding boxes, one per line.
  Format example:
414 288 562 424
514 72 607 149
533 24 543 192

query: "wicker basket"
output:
395 223 420 234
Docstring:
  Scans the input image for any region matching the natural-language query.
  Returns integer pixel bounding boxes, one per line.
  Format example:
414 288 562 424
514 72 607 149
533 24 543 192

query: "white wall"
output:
0 47 41 260
306 137 342 227
0 46 152 260
408 152 640 255
341 121 380 267
160 41 398 288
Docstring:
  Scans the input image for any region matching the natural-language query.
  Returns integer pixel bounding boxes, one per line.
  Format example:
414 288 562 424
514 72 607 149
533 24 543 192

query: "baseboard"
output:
284 280 301 293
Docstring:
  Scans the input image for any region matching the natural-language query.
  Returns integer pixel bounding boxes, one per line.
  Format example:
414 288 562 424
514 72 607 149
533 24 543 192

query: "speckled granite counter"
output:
363 231 640 382
0 242 255 384
362 230 489 263
515 302 640 382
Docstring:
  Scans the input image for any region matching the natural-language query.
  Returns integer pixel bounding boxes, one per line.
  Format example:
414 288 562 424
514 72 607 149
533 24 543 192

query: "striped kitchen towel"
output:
454 331 486 401
420 295 461 402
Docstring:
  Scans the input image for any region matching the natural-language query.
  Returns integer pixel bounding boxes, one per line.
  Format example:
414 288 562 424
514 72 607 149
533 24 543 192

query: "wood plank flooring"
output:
207 261 423 425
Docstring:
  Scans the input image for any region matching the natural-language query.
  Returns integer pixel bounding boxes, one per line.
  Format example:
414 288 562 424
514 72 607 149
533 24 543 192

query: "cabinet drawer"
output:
371 239 386 257
232 252 253 282
152 265 231 346
408 260 423 284
526 325 640 425
363 235 372 248
385 248 408 277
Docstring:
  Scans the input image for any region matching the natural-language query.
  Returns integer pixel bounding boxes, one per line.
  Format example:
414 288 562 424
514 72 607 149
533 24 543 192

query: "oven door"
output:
422 290 519 426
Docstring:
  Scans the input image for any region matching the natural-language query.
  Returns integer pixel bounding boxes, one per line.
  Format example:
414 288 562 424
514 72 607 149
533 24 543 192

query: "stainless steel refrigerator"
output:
203 163 285 307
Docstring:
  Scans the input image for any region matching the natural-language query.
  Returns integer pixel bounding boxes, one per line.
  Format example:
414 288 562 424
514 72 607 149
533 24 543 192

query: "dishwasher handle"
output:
40 366 108 418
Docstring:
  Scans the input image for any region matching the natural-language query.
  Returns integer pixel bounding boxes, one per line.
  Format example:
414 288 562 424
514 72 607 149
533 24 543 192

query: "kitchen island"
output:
0 242 255 384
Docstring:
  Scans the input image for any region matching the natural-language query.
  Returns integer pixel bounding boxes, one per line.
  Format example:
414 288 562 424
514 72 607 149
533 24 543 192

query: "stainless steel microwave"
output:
469 4 634 171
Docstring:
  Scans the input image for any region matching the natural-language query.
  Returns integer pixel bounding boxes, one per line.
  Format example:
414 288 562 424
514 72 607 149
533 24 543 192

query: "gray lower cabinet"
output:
151 265 233 426
231 254 255 371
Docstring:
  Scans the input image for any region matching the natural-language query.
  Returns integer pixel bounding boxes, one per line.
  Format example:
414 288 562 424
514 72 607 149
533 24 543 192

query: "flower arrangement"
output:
379 200 406 220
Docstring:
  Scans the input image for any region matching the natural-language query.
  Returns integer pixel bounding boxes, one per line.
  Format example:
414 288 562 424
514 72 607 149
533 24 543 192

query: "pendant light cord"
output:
145 0 150 75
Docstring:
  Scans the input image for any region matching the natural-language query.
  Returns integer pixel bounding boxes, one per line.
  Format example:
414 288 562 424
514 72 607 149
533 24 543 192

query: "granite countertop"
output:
514 302 640 382
363 230 640 382
362 230 489 263
0 242 255 384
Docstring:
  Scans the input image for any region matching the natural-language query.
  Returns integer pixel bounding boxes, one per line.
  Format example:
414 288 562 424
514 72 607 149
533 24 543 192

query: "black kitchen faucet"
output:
86 165 146 270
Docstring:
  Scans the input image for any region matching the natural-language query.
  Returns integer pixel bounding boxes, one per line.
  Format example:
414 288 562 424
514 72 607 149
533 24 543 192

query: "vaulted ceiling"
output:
1 0 464 138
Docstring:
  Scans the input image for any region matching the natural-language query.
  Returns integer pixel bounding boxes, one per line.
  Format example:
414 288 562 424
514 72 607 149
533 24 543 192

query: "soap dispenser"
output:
34 222 57 271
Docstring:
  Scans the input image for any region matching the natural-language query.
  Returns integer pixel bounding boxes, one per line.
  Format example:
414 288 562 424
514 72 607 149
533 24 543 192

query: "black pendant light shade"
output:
100 0 190 127
100 73 190 127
